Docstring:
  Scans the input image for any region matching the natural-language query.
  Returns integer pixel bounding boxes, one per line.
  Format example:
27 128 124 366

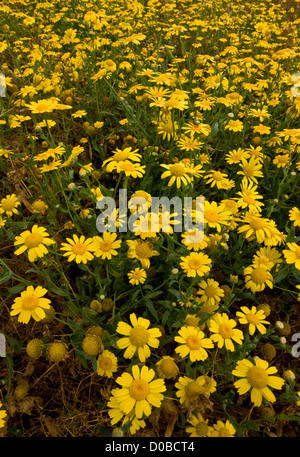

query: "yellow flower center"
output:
170 163 186 177
22 295 39 310
129 325 149 347
36 102 51 112
113 150 129 161
135 242 152 259
161 123 173 133
195 422 209 437
2 197 16 211
186 380 202 398
99 357 112 370
243 165 255 177
219 324 233 339
159 358 177 377
119 162 135 172
205 286 217 297
249 217 265 230
205 210 219 222
186 335 202 350
72 243 87 255
212 171 224 181
100 241 112 252
189 258 203 270
129 379 149 401
246 312 260 325
25 232 43 248
295 247 300 258
251 267 268 284
246 366 268 389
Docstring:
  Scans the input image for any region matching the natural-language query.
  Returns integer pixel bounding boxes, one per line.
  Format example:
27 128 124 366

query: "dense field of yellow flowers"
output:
0 0 300 438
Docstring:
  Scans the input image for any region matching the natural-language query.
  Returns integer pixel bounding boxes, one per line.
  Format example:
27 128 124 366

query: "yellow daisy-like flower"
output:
175 375 206 407
0 402 7 428
107 388 146 435
237 212 283 246
126 239 159 269
14 225 56 262
0 193 21 217
128 267 147 285
204 170 229 190
197 278 224 308
114 365 166 419
186 412 212 437
180 251 212 278
208 313 244 351
224 119 244 132
289 207 300 227
91 232 121 260
204 200 232 232
96 350 118 378
236 306 270 335
244 264 273 293
283 243 300 270
209 420 236 437
232 358 285 407
174 325 214 362
60 234 95 264
10 285 51 324
160 161 192 189
156 356 179 379
116 313 161 362
102 147 141 172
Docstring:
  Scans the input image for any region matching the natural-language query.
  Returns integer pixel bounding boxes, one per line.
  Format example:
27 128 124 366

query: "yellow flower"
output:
116 313 161 362
289 207 300 227
236 306 270 335
26 98 58 113
0 193 21 217
208 313 244 351
283 242 300 270
160 161 192 188
209 420 236 437
10 285 51 324
237 212 283 246
174 325 214 362
97 350 118 378
156 356 179 379
60 234 95 264
204 170 229 189
0 402 7 428
224 119 244 132
237 156 264 184
180 252 211 278
186 412 211 437
197 278 224 308
114 365 166 419
102 147 141 172
128 267 147 285
91 232 121 260
204 200 232 232
244 264 273 293
127 239 159 269
175 375 206 407
232 358 285 407
14 225 56 262
107 388 146 434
